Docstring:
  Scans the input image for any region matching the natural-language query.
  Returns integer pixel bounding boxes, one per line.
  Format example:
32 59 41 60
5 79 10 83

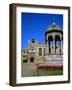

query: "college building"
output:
21 21 63 66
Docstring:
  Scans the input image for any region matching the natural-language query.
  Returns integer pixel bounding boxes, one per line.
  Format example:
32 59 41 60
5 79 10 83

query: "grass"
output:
37 69 63 76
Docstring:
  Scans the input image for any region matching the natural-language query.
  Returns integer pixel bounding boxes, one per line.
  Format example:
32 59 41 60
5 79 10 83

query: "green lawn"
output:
37 69 63 76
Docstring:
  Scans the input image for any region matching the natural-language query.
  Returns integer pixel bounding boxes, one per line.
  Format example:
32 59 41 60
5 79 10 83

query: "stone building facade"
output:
21 21 63 66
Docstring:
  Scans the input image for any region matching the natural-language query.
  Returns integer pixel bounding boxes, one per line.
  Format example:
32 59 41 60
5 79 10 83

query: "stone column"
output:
46 41 49 55
60 36 63 54
53 36 55 54
61 39 63 54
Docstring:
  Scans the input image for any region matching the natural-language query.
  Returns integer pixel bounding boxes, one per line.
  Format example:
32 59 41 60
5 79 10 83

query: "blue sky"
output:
21 12 63 48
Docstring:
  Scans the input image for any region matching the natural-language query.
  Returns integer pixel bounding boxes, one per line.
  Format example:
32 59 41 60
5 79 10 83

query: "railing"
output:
45 54 63 61
45 60 63 66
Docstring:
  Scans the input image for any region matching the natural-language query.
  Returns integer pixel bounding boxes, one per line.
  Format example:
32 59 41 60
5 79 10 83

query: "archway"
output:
30 57 34 62
48 35 53 53
55 35 60 54
62 36 63 44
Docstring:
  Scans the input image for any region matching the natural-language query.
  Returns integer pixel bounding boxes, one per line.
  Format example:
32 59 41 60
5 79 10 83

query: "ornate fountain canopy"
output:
46 22 62 32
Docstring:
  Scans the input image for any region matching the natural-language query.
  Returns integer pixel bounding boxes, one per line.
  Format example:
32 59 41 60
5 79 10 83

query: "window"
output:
44 48 45 56
31 49 34 51
39 48 42 56
24 51 25 53
26 56 27 58
31 38 35 43
30 57 34 62
23 55 25 58
23 59 28 63
52 46 54 48
27 51 28 53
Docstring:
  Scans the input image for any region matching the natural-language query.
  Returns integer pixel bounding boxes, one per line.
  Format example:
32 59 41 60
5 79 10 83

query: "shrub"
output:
37 65 63 70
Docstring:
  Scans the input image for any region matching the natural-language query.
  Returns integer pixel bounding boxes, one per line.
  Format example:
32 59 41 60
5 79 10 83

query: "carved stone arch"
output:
48 35 53 41
55 35 60 41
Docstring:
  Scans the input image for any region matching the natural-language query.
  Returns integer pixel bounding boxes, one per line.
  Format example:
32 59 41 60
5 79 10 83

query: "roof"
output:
46 22 63 32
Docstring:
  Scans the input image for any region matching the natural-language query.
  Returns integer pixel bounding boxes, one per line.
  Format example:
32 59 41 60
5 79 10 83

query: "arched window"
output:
39 48 42 56
23 59 28 63
30 57 34 62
